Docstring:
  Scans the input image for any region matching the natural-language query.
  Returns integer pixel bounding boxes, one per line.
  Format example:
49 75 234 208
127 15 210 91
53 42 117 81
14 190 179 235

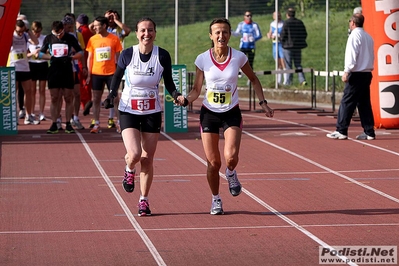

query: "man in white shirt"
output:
327 14 375 140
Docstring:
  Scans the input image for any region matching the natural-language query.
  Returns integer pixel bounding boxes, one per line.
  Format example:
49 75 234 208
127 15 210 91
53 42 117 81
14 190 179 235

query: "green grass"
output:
123 10 352 91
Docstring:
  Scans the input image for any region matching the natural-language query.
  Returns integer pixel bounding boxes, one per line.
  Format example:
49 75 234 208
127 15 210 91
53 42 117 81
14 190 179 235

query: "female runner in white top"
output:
107 17 185 216
178 18 274 215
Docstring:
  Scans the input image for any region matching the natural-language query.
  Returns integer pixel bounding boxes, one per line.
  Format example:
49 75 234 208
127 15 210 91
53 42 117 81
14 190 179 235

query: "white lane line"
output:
243 113 399 157
2 168 399 180
161 132 356 265
244 130 399 204
2 222 398 234
75 132 166 266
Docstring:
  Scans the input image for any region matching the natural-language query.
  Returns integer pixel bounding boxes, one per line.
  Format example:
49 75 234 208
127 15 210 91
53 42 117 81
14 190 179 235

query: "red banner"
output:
363 0 399 128
0 0 22 66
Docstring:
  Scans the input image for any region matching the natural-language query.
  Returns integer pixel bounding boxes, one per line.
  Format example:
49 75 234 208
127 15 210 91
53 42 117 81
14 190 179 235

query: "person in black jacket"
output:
280 8 307 86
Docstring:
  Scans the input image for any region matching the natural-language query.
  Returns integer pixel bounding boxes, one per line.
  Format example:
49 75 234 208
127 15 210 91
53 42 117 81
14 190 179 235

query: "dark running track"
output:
1 93 399 265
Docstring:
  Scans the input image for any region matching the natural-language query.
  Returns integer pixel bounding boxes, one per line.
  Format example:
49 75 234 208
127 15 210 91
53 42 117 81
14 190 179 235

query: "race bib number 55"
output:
207 92 232 105
131 99 156 111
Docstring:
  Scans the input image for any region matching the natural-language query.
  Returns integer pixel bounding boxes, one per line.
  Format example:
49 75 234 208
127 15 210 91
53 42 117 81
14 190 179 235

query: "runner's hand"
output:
103 94 114 109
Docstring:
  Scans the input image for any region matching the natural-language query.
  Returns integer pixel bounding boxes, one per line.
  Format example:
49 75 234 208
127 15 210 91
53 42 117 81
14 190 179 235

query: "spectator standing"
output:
280 8 308 86
63 14 86 130
8 19 39 125
266 11 287 85
37 21 83 134
104 10 131 44
232 10 262 70
76 14 94 116
16 14 30 119
326 14 375 140
89 10 130 131
27 20 48 121
100 9 131 132
85 16 122 134
349 6 363 36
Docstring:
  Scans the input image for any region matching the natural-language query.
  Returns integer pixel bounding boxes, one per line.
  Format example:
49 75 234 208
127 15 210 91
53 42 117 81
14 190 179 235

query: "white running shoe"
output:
210 199 224 215
19 109 26 119
24 115 40 125
56 119 63 130
326 131 347 140
71 118 84 130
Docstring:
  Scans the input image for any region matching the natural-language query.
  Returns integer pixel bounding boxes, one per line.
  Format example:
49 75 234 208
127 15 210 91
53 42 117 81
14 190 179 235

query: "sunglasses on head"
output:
52 30 64 36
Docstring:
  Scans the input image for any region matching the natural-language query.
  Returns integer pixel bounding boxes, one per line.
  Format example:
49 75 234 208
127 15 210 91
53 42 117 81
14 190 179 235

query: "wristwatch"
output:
259 99 268 106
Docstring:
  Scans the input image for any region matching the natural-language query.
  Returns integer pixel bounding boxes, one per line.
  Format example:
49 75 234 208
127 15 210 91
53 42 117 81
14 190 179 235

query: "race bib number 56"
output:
95 47 111 62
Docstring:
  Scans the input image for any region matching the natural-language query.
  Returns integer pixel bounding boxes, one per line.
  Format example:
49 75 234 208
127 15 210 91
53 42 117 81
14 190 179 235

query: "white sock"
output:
73 115 79 121
277 73 282 84
125 165 134 172
140 196 148 202
212 194 221 201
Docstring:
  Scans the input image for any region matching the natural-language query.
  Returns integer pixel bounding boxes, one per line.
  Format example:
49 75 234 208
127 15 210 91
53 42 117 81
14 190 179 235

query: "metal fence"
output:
17 0 362 111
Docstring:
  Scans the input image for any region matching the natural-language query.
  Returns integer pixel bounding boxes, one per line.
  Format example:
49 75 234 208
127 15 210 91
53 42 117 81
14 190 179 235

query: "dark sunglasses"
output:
245 14 252 17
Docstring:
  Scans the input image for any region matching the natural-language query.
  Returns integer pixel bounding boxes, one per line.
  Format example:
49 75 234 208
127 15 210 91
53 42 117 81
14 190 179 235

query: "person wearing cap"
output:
76 13 94 116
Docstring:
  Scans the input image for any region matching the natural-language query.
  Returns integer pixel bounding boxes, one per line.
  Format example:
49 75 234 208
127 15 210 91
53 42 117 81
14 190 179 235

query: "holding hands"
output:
172 91 189 107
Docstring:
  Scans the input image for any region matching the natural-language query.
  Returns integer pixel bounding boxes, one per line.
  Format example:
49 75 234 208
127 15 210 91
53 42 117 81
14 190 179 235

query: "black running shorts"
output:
119 111 162 133
200 105 242 133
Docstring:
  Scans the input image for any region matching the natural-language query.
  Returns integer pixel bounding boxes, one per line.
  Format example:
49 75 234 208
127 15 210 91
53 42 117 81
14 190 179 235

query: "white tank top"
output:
119 45 164 115
28 34 47 63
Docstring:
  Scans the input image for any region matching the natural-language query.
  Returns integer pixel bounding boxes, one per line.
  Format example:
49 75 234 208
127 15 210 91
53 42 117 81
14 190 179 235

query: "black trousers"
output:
336 72 375 137
240 48 255 69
